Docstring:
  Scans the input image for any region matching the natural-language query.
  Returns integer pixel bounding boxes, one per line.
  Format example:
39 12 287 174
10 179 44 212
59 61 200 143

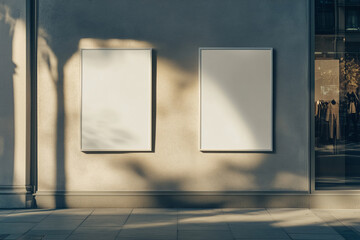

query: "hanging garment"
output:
315 101 321 138
326 102 340 140
320 103 329 141
349 102 356 114
347 92 358 114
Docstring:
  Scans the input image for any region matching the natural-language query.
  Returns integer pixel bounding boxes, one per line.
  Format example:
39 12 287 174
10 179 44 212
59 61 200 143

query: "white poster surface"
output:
81 49 152 151
200 48 273 151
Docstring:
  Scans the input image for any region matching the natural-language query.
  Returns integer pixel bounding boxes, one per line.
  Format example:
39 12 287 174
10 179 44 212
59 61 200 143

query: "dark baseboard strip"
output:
0 188 33 208
31 191 360 209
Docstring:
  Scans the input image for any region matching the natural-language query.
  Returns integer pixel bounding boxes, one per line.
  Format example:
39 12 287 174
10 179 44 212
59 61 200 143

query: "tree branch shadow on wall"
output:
121 160 223 208
55 61 66 208
108 158 308 208
37 0 309 208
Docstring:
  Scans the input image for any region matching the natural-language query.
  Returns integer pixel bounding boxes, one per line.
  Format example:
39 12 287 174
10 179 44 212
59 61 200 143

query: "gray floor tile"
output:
74 226 121 233
30 231 70 240
67 232 119 240
125 216 176 227
282 225 338 234
68 227 121 240
81 216 128 227
15 234 46 240
229 223 279 231
289 233 345 240
0 210 14 214
117 237 176 240
121 225 176 232
127 214 177 221
32 219 84 230
92 208 132 215
51 209 93 214
178 222 229 231
178 210 223 220
129 211 177 220
123 223 177 231
4 234 24 240
132 208 177 214
45 213 90 220
46 209 93 219
117 228 176 240
0 211 14 218
222 208 268 214
27 230 72 235
11 209 53 215
0 223 36 234
1 208 360 240
0 234 9 240
126 215 176 221
42 235 69 240
2 212 51 223
231 229 291 239
178 230 233 240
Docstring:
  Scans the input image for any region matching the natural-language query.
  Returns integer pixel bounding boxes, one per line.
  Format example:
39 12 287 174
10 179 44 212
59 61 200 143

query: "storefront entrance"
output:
315 0 360 190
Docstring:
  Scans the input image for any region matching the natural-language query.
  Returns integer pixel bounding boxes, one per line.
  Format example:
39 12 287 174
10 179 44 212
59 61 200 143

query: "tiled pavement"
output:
0 208 360 240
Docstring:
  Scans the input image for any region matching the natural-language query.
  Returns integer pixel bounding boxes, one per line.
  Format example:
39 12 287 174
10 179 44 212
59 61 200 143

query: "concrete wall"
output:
0 0 30 208
36 0 310 207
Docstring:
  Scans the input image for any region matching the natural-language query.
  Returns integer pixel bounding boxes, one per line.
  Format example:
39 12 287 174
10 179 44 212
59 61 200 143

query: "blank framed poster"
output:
200 48 273 151
81 49 152 151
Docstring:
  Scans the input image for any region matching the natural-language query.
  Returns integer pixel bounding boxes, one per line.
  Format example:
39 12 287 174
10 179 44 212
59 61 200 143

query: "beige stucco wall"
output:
0 0 30 208
37 0 310 201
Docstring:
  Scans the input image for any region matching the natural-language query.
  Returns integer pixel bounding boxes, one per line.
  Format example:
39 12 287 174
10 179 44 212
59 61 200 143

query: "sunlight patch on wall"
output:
63 39 155 189
201 73 258 150
200 49 273 151
12 13 27 186
58 38 273 192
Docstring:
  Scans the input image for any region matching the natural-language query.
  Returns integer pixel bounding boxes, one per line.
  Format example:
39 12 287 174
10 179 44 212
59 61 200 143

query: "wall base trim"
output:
32 191 360 209
0 186 33 208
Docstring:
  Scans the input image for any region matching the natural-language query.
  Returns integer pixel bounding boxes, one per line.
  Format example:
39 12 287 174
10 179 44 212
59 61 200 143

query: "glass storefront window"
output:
346 9 360 31
315 0 360 190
